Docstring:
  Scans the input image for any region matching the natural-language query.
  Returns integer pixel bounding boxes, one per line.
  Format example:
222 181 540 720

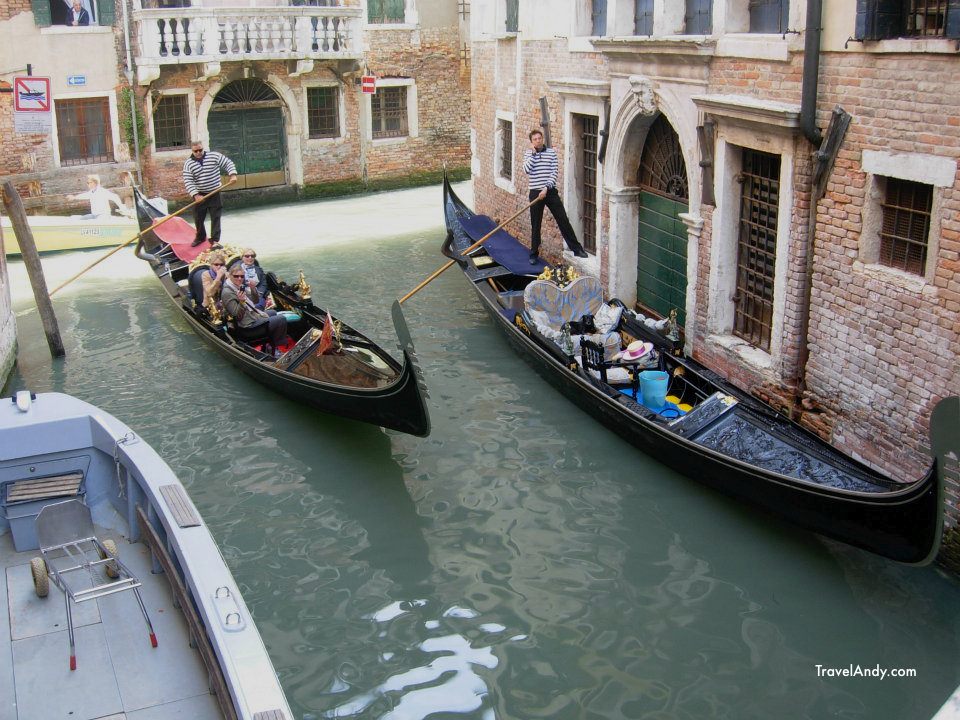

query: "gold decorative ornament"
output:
294 270 311 300
537 264 580 288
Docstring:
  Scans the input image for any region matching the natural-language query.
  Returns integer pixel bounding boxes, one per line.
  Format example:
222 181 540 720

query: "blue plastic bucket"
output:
639 370 669 410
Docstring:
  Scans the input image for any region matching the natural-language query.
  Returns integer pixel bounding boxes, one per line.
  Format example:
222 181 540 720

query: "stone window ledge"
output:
852 38 959 54
706 334 773 372
41 25 113 35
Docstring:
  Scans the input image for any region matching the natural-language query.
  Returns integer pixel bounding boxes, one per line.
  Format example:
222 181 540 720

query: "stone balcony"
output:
133 2 363 85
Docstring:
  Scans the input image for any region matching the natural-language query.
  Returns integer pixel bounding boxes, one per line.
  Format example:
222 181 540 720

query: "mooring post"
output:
1 181 65 358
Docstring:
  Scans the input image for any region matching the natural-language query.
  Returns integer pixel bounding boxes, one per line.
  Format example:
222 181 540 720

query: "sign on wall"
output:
13 76 51 112
67 75 87 87
13 76 52 134
361 75 376 94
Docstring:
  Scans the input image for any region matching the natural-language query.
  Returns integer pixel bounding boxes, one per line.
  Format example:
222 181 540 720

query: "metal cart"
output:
29 499 158 670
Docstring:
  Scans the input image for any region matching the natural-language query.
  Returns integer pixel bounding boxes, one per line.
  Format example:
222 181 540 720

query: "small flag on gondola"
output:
318 311 335 355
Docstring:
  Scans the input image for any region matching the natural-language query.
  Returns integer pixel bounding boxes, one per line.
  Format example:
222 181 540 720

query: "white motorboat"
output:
0 391 292 720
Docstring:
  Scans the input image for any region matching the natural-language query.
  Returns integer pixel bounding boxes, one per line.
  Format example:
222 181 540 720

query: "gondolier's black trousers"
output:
193 191 223 244
528 187 585 256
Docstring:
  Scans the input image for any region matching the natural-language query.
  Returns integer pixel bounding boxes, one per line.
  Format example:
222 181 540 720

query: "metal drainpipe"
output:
793 0 823 417
121 0 143 186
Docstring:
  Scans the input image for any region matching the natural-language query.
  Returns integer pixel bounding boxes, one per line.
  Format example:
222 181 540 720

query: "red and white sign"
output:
13 76 51 112
361 75 377 95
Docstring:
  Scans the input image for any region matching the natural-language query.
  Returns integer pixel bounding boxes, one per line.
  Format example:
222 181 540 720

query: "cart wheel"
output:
30 557 48 598
100 539 120 579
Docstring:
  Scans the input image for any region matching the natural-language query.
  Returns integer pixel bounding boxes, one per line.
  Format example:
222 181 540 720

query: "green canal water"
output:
5 184 960 720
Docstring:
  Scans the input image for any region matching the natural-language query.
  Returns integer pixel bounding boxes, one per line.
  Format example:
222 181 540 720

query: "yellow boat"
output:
1 214 140 256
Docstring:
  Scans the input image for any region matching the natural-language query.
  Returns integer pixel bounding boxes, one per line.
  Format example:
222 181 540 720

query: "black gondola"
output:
133 188 430 437
442 175 957 564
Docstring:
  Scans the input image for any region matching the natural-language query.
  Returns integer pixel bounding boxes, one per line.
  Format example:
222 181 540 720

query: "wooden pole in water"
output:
1 181 65 358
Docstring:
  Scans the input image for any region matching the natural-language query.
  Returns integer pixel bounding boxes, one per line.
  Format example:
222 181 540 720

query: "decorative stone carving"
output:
137 64 160 86
198 62 222 82
628 75 656 116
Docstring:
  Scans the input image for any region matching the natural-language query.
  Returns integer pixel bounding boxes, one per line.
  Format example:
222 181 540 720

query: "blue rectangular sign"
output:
67 75 86 86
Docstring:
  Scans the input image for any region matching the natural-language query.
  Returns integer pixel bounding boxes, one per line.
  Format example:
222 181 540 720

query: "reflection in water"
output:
7 186 960 720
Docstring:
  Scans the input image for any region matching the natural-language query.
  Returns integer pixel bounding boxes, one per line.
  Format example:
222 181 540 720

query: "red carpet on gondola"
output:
151 217 210 263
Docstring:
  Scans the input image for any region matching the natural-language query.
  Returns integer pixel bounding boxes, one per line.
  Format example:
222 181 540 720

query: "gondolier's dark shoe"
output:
190 237 207 247
573 249 588 258
529 253 538 265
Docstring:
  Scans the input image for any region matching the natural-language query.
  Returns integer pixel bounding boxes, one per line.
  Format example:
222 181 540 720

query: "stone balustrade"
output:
133 5 363 84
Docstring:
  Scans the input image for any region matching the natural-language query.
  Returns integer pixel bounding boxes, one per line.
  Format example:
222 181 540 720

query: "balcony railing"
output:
133 4 363 83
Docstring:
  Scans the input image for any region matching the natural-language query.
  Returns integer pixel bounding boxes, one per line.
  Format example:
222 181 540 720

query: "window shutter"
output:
947 0 960 38
855 0 903 40
591 0 607 36
386 0 404 22
96 0 115 25
505 0 518 32
31 0 51 27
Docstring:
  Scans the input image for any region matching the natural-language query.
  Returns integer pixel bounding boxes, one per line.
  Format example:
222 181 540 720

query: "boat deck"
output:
0 526 222 720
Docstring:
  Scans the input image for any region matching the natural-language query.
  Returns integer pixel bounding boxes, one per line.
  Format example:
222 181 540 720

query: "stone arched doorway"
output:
208 79 287 189
636 114 688 327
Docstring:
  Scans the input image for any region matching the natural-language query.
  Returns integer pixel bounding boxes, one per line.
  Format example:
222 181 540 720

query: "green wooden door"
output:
208 106 285 188
637 191 687 327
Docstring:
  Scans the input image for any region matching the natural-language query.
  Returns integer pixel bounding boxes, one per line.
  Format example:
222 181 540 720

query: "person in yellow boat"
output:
70 175 131 219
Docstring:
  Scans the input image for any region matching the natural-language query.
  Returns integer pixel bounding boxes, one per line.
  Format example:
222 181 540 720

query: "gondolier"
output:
522 129 588 264
182 141 237 247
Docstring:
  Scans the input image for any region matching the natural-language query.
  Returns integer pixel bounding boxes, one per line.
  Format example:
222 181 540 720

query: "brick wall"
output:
472 38 960 564
1 0 31 20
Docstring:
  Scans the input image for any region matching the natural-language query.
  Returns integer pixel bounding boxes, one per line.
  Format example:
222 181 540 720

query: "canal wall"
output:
0 232 16 390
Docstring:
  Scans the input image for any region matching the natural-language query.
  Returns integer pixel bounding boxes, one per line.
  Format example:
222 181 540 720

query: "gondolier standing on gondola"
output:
182 141 237 247
522 129 588 264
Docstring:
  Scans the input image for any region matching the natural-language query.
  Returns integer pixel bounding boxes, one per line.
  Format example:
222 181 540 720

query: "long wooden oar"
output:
49 178 237 297
399 197 541 304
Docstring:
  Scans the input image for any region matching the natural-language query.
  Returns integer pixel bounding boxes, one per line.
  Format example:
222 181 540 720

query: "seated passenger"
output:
200 252 227 313
221 265 287 351
237 248 268 309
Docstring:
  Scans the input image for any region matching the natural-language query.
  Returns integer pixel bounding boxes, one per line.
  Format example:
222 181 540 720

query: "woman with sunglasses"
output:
221 264 287 353
200 252 227 313
237 248 269 309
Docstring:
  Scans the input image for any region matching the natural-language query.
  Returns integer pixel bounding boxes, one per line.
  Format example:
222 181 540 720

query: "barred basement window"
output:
153 95 189 151
496 117 513 181
879 177 931 275
905 0 947 36
574 113 599 253
368 0 404 24
734 149 780 352
307 86 339 139
372 86 408 139
56 97 113 166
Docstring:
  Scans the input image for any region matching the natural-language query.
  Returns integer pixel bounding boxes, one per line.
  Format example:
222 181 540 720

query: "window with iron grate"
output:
574 113 599 254
307 86 339 139
56 97 113 166
153 95 189 151
496 118 513 181
372 86 408 139
734 148 780 352
856 0 960 39
879 177 931 275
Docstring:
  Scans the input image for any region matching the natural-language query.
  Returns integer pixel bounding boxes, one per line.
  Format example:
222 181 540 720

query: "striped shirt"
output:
522 146 559 191
182 151 237 196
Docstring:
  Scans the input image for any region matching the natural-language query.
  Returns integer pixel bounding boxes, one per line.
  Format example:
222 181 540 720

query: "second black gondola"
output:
133 188 430 437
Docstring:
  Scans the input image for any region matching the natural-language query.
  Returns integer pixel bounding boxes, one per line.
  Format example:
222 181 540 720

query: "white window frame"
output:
51 90 122 168
303 80 345 143
147 89 196 156
366 77 418 145
494 110 515 193
858 150 954 286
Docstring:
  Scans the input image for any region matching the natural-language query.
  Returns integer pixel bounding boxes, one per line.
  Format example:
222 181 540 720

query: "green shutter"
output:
31 0 51 27
367 0 382 22
386 0 404 21
96 0 115 26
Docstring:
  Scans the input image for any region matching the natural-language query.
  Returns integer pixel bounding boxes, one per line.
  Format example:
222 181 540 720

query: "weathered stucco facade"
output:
471 0 960 565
